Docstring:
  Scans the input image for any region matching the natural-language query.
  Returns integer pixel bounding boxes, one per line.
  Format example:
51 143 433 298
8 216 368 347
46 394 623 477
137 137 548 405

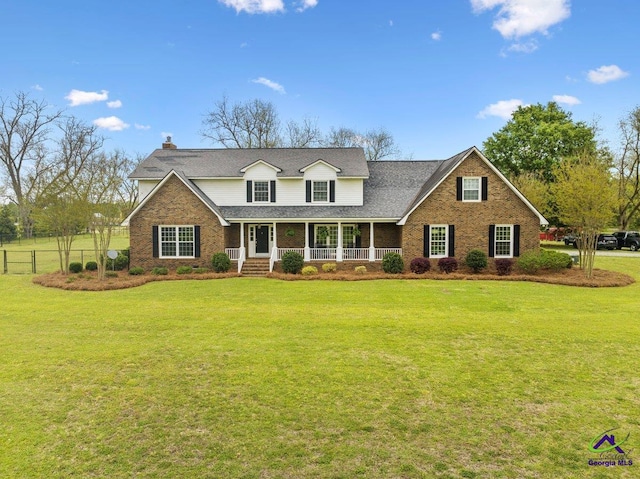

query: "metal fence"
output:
2 249 126 274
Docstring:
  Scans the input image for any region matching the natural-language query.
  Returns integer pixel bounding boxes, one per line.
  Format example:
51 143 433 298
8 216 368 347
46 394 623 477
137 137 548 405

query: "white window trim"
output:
159 225 195 259
462 177 481 202
429 224 448 258
312 180 329 203
494 224 514 258
253 180 270 203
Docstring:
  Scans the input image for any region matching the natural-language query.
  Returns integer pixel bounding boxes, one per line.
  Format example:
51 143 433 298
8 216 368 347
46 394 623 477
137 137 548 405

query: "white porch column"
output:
304 221 310 261
272 222 277 250
239 222 246 257
369 221 376 262
336 221 343 262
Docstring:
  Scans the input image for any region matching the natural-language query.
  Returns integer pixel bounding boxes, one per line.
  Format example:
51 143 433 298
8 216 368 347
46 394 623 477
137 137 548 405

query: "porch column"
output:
304 221 310 261
272 222 277 250
336 222 343 262
369 221 375 262
239 222 246 258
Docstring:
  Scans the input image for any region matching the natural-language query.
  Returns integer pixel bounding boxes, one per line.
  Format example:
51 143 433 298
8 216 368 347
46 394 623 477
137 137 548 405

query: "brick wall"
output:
129 175 226 270
402 151 540 263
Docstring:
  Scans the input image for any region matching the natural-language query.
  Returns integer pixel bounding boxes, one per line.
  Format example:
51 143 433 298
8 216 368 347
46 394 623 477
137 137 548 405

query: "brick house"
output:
123 139 547 273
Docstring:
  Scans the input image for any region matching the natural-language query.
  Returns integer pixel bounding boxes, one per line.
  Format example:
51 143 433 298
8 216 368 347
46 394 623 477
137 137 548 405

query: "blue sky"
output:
2 0 636 160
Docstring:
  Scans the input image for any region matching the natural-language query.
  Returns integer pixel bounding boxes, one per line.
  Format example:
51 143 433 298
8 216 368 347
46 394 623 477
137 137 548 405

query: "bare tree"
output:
615 106 640 229
0 92 63 237
201 96 281 148
324 126 400 160
284 118 322 148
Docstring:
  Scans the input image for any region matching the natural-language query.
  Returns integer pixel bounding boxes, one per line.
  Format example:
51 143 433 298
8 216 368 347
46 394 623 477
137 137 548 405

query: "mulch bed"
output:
33 266 634 291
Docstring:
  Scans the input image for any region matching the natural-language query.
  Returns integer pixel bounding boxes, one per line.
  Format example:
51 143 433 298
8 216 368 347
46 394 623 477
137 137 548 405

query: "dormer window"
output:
254 181 269 202
313 181 328 202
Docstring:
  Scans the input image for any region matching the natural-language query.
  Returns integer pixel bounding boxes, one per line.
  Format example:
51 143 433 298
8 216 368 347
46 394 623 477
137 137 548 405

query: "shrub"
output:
129 266 145 275
105 252 129 271
177 266 193 274
382 252 404 274
354 265 367 274
69 262 83 273
517 249 572 274
211 252 231 273
105 271 118 278
438 257 458 274
410 257 431 274
281 251 304 274
465 249 488 273
194 267 209 274
322 263 337 273
301 265 318 275
516 251 540 274
151 267 168 275
85 261 98 271
495 258 513 276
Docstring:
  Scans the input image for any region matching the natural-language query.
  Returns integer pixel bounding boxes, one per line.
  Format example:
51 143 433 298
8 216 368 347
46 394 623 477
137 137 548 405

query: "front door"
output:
255 225 270 255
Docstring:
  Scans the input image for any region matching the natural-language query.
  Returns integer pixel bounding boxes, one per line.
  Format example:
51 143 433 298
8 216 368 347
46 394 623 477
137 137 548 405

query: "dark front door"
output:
256 226 270 254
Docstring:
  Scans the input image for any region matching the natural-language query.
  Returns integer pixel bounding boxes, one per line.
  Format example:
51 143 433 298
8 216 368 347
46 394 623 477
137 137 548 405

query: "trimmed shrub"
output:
517 249 572 274
129 266 145 275
465 249 488 273
354 265 367 274
151 267 168 275
105 271 118 278
211 252 231 273
322 263 337 273
69 262 83 273
106 253 129 271
281 251 304 274
85 261 98 271
516 251 540 274
438 257 458 274
410 257 431 274
194 267 209 274
301 265 318 275
495 258 513 276
177 266 193 275
382 252 404 274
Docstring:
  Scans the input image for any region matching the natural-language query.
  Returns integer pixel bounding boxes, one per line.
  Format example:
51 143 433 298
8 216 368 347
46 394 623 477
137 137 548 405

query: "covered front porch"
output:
224 221 402 273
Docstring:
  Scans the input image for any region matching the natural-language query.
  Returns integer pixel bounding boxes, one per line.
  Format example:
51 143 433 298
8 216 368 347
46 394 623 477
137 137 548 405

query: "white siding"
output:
139 180 159 201
194 179 245 205
243 163 279 180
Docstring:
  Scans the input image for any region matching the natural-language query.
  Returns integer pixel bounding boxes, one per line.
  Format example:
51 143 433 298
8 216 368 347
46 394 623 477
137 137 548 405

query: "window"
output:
430 225 448 257
462 177 481 201
315 225 339 247
253 181 269 202
160 226 195 258
343 225 356 248
313 181 328 202
494 225 513 257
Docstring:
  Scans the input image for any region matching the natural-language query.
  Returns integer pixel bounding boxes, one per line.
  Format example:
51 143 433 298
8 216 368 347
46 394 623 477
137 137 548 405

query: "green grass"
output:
1 258 639 477
1 233 130 273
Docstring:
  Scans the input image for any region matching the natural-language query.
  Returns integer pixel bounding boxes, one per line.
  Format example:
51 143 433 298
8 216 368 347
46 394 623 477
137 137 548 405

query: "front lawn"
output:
1 257 639 478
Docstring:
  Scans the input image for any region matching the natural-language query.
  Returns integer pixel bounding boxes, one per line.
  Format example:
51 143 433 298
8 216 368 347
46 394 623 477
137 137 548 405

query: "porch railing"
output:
342 248 370 261
276 248 305 260
374 248 402 260
225 248 240 260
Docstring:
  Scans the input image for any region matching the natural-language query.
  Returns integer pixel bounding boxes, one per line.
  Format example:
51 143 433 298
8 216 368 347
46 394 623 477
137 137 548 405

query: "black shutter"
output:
456 177 462 201
246 181 253 203
329 180 336 203
482 177 488 201
448 225 455 257
488 225 495 257
194 226 201 258
306 180 312 203
423 225 430 257
270 180 276 203
152 226 159 258
513 225 520 257
308 223 315 246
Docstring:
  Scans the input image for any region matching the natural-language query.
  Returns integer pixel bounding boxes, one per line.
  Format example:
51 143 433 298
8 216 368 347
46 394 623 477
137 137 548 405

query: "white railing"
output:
238 248 245 273
310 248 337 261
375 248 402 260
276 248 305 260
225 248 240 260
343 248 370 261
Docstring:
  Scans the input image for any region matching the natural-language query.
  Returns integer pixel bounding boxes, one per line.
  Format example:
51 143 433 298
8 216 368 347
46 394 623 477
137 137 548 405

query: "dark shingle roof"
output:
130 147 369 179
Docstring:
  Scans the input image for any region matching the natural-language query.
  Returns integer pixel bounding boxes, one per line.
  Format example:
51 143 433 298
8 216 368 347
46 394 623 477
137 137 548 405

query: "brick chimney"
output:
162 136 177 149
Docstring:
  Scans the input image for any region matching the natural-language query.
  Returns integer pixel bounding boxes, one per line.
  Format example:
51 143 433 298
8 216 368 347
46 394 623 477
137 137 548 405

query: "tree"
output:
323 126 400 161
0 92 63 237
614 106 640 229
483 102 597 182
0 204 17 244
552 152 618 278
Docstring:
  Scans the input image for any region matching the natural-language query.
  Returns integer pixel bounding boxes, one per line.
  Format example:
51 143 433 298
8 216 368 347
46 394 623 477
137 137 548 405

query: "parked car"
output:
563 234 577 246
612 231 640 251
566 234 617 250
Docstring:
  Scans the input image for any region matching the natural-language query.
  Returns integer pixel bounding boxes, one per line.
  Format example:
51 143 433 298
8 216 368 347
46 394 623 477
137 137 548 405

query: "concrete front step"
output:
241 259 270 276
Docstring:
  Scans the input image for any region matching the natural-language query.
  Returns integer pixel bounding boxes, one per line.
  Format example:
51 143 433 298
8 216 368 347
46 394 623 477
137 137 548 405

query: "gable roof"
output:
122 170 229 226
397 146 548 225
129 147 368 180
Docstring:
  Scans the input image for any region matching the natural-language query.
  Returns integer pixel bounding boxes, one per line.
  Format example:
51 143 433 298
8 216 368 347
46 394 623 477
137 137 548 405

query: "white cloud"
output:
65 89 109 106
107 100 122 109
587 65 630 84
296 0 317 12
506 39 538 53
471 0 570 39
93 116 129 131
477 99 525 120
32 84 44 91
135 123 151 130
431 31 442 41
218 0 285 14
552 94 580 106
252 77 286 94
